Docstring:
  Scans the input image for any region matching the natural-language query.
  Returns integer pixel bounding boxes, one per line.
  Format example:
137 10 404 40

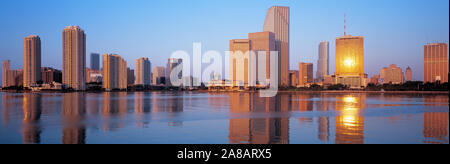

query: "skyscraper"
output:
23 35 41 88
248 31 277 86
229 39 251 87
127 68 135 86
263 6 290 87
317 41 329 81
103 54 128 90
90 53 100 71
380 64 404 84
405 67 412 82
135 57 151 86
424 43 448 83
63 26 86 90
299 62 313 87
152 66 166 85
335 35 366 88
2 60 10 87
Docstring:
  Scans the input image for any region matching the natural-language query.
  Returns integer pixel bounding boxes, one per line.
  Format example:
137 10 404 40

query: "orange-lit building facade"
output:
405 67 413 82
380 64 404 84
23 35 41 88
335 35 367 88
298 62 313 87
229 39 251 87
62 26 86 90
423 43 448 83
248 31 277 86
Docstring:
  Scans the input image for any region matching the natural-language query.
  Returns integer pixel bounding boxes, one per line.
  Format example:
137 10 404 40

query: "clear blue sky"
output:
0 0 448 82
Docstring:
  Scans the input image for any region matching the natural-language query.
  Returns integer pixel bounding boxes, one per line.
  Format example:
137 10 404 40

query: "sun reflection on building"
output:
335 95 365 144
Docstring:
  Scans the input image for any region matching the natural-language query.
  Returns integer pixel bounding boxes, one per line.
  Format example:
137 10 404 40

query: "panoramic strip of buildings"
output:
1 6 449 91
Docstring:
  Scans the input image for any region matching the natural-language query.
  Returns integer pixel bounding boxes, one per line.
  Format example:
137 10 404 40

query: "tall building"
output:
405 67 412 81
424 43 448 83
248 31 277 86
229 39 251 87
23 35 41 87
299 63 313 87
90 53 100 70
152 66 166 85
135 57 151 86
63 26 86 90
263 6 290 87
6 69 23 87
380 64 404 84
335 35 367 88
41 67 62 84
289 70 298 87
2 60 10 87
317 41 329 81
127 68 135 86
103 54 128 90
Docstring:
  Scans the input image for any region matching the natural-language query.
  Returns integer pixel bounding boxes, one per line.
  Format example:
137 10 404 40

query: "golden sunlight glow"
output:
343 96 357 103
344 59 355 67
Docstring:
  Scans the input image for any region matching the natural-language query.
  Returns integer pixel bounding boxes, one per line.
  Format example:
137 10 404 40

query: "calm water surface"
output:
0 92 448 144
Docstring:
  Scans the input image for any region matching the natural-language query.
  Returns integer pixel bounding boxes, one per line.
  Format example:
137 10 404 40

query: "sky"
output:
0 0 448 82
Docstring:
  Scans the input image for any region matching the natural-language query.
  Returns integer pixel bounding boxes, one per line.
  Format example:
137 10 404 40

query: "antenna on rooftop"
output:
344 13 347 36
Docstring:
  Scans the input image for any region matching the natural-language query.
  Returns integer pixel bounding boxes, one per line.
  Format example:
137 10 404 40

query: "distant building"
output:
264 6 290 86
2 60 10 87
6 69 23 87
380 64 404 84
317 41 329 82
85 67 102 83
103 54 128 90
127 68 135 86
299 63 313 87
166 58 182 86
405 67 412 82
90 53 100 70
23 35 41 88
323 75 336 86
63 26 86 90
41 67 62 84
136 57 151 86
369 75 380 85
289 70 299 87
335 35 367 88
152 66 165 85
424 43 448 83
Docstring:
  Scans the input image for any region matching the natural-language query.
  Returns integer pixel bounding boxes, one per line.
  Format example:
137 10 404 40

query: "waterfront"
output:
0 92 448 144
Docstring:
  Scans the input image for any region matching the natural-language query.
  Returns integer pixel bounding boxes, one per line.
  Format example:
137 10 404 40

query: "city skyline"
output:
0 0 449 83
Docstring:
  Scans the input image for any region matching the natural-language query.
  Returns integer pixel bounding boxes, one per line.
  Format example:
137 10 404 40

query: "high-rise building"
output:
289 70 298 87
63 26 86 90
380 64 404 84
23 35 41 87
369 75 380 85
299 63 313 87
103 54 128 90
41 67 62 84
135 57 151 86
152 66 166 85
166 58 182 87
6 69 23 87
229 39 251 87
90 53 100 71
127 68 135 86
335 35 367 88
263 6 290 87
2 60 10 87
85 67 102 83
405 67 412 82
248 31 277 86
317 41 329 81
424 43 448 83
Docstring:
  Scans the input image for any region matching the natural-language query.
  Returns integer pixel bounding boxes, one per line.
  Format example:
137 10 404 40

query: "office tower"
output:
335 35 366 88
299 63 313 87
289 70 298 87
103 54 127 90
317 41 329 81
127 68 135 85
263 6 290 87
7 69 23 87
135 57 151 86
2 60 10 87
405 67 412 81
23 35 41 88
41 67 62 84
90 53 100 70
229 39 251 87
380 64 404 84
152 66 166 85
63 26 86 90
166 58 183 86
248 31 278 86
424 43 448 83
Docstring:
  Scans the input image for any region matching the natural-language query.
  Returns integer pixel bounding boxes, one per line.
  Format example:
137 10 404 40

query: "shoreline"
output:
1 89 448 95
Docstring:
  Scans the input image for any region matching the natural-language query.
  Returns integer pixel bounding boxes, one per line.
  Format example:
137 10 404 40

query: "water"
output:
0 91 448 144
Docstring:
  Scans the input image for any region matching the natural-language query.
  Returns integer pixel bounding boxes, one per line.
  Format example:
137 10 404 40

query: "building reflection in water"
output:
62 93 86 144
101 92 128 131
423 96 449 144
335 95 365 144
22 93 42 144
315 94 331 142
228 93 289 144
